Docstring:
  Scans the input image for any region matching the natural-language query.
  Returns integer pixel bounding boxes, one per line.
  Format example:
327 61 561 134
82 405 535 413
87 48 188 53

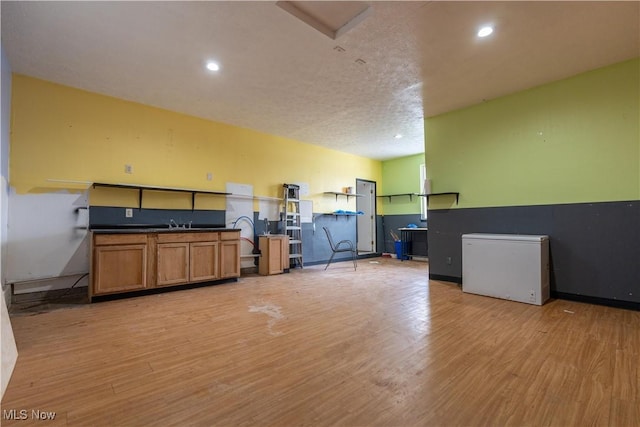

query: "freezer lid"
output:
462 233 549 242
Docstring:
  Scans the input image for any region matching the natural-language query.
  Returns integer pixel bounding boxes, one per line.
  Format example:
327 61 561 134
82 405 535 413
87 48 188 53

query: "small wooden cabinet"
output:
258 235 289 275
91 229 240 300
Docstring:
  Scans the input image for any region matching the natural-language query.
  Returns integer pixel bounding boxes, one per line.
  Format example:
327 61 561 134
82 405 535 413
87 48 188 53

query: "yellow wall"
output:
10 75 382 213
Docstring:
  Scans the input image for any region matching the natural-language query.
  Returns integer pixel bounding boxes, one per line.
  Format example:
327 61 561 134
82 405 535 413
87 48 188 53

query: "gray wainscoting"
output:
381 214 425 254
428 201 640 306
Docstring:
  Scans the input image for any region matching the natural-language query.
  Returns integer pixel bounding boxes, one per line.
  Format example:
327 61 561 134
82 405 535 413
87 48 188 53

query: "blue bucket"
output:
394 241 408 260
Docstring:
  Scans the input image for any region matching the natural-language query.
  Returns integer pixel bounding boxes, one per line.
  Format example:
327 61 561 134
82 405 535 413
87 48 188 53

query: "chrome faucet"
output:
169 219 178 229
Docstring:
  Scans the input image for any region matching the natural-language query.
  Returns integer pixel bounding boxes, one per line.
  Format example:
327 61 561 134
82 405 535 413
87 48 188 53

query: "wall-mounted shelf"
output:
322 212 364 216
321 212 363 219
426 192 459 204
377 192 459 204
377 193 423 202
323 191 363 202
92 182 231 211
226 194 281 202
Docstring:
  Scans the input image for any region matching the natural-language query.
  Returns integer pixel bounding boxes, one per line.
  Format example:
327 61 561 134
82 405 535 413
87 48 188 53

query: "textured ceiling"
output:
1 1 639 160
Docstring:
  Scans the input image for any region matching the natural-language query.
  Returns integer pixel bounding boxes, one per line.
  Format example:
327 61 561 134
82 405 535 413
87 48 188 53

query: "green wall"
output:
426 58 640 209
380 153 425 215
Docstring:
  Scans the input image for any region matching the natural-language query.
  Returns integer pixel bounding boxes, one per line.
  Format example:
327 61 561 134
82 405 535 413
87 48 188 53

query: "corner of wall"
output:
1 43 12 289
1 42 18 402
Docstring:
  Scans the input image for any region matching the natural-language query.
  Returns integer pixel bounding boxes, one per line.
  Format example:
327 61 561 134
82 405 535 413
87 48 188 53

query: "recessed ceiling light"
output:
206 61 220 71
477 26 493 38
394 134 403 139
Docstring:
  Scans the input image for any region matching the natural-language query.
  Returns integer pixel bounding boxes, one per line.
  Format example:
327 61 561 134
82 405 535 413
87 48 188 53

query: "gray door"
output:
356 179 376 253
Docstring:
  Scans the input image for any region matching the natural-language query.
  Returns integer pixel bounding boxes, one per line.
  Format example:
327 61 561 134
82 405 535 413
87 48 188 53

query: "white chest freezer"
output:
462 233 550 305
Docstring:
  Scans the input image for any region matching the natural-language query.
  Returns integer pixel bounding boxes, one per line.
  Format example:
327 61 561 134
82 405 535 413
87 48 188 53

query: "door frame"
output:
355 178 377 254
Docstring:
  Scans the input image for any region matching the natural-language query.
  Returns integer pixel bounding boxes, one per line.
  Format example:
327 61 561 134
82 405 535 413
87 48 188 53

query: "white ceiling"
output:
1 1 638 161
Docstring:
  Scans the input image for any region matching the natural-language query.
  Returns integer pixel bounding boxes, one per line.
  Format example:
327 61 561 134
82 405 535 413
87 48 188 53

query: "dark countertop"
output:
91 227 238 234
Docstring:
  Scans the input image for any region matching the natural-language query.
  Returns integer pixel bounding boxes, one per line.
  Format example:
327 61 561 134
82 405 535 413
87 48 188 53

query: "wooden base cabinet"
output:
91 230 240 300
258 235 289 275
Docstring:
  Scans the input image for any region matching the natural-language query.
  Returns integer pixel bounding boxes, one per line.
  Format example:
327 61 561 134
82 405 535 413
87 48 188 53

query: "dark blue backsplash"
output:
89 206 226 229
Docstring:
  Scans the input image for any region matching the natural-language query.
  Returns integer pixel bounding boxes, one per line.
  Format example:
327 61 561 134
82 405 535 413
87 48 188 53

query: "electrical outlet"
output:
446 256 452 265
125 208 133 218
206 172 213 181
124 164 133 174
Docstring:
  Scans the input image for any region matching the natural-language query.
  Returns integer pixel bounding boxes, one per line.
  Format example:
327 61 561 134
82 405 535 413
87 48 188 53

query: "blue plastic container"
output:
395 241 408 260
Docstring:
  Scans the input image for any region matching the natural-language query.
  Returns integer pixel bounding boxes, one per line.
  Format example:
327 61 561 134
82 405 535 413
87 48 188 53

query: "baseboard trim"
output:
241 266 258 275
3 284 12 308
91 278 238 303
357 252 383 259
302 256 369 268
553 292 639 311
429 274 462 284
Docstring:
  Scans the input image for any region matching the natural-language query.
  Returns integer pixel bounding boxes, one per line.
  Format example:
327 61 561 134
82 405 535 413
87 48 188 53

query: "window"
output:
420 163 427 220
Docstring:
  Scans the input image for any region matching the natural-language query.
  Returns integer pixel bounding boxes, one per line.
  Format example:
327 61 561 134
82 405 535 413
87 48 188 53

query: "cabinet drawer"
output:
156 233 192 243
188 232 219 242
220 230 240 241
157 232 219 243
94 233 148 246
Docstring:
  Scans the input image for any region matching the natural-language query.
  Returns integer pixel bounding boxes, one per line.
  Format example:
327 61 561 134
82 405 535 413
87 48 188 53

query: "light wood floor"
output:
2 258 638 426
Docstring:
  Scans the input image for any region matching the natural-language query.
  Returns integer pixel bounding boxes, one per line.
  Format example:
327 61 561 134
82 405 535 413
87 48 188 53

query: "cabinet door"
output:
93 244 148 295
280 236 289 271
157 242 190 286
269 238 285 274
259 236 283 275
220 240 240 278
190 241 219 282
